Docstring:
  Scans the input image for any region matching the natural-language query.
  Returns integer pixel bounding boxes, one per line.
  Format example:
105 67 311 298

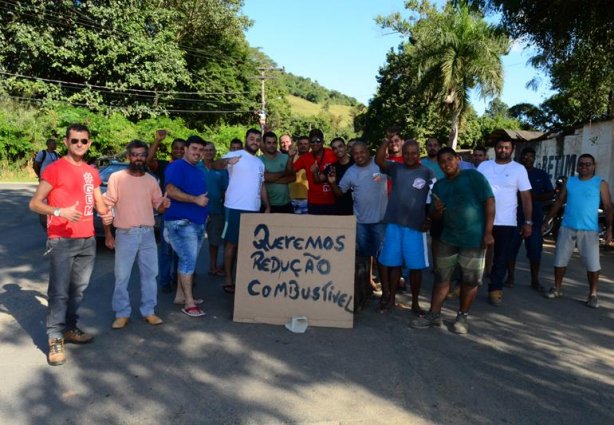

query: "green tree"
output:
465 0 614 125
377 0 509 148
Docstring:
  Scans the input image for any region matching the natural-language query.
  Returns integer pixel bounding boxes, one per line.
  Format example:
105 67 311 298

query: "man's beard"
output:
129 162 147 172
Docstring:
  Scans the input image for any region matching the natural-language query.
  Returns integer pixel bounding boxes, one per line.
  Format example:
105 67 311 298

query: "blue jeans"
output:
164 220 205 275
158 220 177 288
46 237 96 339
112 227 158 318
356 222 385 258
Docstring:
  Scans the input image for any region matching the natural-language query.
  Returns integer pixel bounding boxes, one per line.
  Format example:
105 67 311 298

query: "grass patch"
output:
287 95 355 128
0 160 37 182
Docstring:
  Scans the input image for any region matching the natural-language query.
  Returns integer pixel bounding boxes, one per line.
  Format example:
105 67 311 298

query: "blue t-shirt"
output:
421 157 445 180
563 175 602 231
197 161 228 215
164 159 209 225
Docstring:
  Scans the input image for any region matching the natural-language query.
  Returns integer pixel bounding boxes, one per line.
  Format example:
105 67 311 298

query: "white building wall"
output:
514 121 614 189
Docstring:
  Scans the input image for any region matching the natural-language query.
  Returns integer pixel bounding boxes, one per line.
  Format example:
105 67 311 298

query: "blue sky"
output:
241 0 554 115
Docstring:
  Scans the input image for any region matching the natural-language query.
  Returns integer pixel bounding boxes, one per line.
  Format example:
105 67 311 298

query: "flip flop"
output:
181 306 206 317
174 298 204 305
223 284 235 294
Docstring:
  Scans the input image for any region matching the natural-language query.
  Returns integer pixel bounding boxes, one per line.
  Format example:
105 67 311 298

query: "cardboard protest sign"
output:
233 214 356 329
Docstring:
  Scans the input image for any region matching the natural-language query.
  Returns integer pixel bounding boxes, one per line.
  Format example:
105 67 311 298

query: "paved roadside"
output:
0 183 613 425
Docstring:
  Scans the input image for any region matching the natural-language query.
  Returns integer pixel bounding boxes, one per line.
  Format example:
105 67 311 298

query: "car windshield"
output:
99 163 128 185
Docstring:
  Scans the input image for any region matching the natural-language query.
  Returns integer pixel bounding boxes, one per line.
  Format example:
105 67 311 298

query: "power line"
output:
0 94 255 115
0 71 252 97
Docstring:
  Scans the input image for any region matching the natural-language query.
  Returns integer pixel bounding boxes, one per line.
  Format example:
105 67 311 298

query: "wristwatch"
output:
524 220 533 225
53 208 61 217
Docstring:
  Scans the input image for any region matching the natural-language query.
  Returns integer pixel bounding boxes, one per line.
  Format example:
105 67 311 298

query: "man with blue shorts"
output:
411 148 494 334
328 142 387 282
213 128 270 294
164 136 209 317
375 139 434 313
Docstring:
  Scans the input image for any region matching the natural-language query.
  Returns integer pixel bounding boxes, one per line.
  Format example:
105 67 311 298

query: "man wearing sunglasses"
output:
289 129 337 215
543 154 612 308
29 124 113 366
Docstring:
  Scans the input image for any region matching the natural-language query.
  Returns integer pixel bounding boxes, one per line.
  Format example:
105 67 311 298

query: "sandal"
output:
181 306 206 317
174 298 204 305
223 284 235 294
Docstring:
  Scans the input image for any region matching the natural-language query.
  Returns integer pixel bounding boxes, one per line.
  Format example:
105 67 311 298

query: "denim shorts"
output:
163 219 205 275
356 222 385 258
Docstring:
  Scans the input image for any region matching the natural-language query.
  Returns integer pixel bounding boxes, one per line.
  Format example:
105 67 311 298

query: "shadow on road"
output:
0 184 613 424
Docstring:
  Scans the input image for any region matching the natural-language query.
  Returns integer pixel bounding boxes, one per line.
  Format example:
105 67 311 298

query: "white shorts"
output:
553 227 600 272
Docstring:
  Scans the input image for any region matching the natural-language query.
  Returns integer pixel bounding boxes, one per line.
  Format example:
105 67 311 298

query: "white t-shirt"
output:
222 150 265 211
478 160 531 226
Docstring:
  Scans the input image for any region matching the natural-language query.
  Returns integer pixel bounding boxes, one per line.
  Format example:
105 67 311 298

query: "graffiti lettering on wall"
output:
538 154 577 181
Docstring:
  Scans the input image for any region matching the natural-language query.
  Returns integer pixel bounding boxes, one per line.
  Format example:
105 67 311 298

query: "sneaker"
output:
112 317 129 329
48 338 66 366
144 315 164 325
63 327 94 344
544 287 562 299
586 295 599 309
488 290 503 306
409 311 443 329
452 313 469 335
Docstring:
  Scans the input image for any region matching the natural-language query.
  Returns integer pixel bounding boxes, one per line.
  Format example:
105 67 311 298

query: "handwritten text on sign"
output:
233 214 356 328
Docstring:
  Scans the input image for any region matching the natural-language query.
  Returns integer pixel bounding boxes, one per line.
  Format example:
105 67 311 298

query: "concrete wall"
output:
513 120 614 188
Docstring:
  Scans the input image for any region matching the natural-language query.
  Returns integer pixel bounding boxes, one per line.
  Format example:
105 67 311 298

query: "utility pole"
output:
249 67 283 133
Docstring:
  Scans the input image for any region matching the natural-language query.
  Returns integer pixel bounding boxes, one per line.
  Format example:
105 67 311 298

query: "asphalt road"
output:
1 183 613 425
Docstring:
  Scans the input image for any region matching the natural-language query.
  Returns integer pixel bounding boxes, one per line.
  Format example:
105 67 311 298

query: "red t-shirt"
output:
42 157 102 239
386 155 404 194
293 148 337 205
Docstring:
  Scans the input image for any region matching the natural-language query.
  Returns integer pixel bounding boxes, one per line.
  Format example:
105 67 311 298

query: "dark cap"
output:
308 128 324 142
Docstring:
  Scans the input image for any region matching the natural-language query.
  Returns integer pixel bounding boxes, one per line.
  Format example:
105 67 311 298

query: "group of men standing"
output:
30 123 612 366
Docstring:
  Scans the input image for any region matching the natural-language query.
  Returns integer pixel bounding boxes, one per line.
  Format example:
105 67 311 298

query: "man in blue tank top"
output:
543 154 612 308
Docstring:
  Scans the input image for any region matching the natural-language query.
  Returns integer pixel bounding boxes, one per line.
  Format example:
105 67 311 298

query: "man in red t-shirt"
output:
29 124 112 366
289 129 337 215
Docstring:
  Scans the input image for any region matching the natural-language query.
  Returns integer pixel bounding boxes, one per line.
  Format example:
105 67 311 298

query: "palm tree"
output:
379 1 509 148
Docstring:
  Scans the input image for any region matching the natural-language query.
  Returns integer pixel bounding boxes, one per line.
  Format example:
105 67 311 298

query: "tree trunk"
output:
449 109 459 149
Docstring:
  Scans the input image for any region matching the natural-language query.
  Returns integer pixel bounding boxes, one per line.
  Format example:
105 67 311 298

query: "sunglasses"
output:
309 138 323 144
129 152 147 158
69 138 89 145
578 162 594 167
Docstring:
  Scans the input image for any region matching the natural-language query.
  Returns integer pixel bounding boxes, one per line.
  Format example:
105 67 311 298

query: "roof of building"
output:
485 129 545 146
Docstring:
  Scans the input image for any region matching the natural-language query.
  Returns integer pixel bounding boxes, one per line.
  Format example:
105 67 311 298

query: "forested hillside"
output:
0 0 362 176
